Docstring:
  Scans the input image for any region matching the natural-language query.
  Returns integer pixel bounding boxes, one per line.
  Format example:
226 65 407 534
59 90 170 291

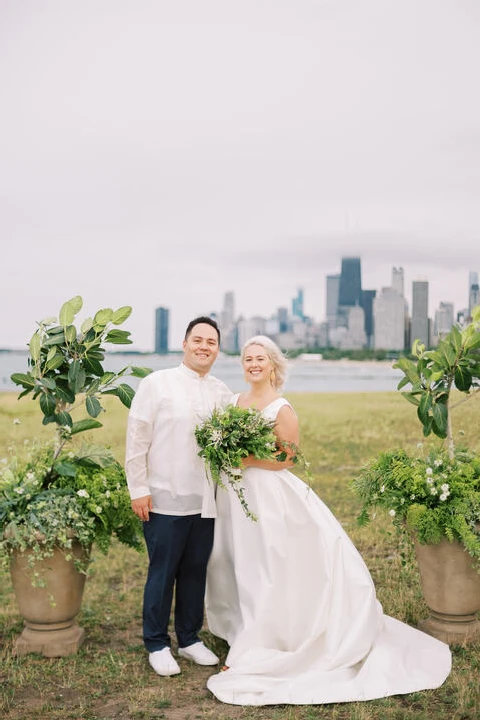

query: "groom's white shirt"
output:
125 363 233 518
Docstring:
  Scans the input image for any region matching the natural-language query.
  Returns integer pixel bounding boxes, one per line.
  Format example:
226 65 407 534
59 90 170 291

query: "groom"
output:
125 316 233 676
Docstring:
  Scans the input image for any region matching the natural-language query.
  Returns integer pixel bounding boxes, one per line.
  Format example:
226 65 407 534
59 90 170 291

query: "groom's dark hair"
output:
184 316 221 343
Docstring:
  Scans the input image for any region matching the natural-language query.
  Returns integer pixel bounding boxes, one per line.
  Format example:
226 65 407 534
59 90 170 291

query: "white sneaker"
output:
178 641 219 666
149 648 181 676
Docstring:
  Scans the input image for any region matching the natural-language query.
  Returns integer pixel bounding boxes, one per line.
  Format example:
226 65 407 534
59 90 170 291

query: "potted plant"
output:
0 296 151 657
353 306 480 644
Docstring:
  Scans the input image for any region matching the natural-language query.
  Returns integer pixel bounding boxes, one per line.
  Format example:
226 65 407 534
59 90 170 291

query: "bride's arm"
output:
242 405 300 471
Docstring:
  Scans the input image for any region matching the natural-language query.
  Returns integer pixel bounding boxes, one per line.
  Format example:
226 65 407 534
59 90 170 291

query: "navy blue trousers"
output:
142 513 215 652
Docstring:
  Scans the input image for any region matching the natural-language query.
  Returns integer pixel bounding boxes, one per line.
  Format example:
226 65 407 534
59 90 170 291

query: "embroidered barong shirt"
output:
125 363 233 518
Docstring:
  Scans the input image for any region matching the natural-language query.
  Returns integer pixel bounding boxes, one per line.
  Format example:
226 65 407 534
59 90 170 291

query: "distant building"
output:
219 291 237 353
339 306 367 349
326 274 340 330
338 257 362 307
292 288 305 320
237 316 266 349
433 302 454 343
373 287 405 350
154 307 169 354
468 271 479 317
411 279 429 348
360 289 376 348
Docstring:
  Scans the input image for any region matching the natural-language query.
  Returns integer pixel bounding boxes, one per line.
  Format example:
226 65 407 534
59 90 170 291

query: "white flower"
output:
229 468 243 478
389 509 396 517
77 489 89 498
426 477 434 485
430 487 438 495
380 485 385 493
441 483 450 492
434 459 443 467
440 493 449 502
417 442 424 449
425 467 433 476
410 494 416 500
13 418 21 425
95 506 103 514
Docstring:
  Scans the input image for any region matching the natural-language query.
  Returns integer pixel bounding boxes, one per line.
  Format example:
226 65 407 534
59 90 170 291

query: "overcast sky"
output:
1 0 479 351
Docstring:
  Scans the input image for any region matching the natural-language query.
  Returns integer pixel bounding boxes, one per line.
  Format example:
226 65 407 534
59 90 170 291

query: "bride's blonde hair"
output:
241 335 288 392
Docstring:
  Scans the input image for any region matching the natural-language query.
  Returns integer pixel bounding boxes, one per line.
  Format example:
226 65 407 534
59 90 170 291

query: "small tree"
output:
393 306 480 459
10 295 151 480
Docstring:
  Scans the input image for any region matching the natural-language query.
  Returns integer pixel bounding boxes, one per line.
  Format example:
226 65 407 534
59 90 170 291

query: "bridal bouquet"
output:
195 405 279 520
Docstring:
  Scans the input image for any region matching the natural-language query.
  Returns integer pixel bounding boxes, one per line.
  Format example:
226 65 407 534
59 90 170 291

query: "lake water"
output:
0 351 403 394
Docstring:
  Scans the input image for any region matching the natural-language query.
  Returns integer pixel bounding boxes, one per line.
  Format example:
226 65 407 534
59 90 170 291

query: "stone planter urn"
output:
414 537 480 645
9 539 90 657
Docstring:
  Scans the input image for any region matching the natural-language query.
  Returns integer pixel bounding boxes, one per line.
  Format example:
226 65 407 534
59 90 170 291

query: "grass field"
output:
1 390 479 720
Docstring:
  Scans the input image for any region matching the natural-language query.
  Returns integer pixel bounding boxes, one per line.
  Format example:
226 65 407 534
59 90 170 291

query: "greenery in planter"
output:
353 306 480 564
0 295 151 582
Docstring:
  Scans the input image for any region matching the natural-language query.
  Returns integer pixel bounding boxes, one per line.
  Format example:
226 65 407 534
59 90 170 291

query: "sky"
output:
0 0 479 351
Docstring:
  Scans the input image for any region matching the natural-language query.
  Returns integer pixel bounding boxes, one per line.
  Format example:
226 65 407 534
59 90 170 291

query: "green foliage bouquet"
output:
0 438 143 582
195 405 278 520
353 445 480 563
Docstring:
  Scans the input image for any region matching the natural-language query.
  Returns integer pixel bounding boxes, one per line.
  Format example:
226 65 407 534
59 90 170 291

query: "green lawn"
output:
1 391 479 720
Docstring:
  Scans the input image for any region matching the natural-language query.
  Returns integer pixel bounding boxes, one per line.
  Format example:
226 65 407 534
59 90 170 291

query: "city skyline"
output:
1 2 479 352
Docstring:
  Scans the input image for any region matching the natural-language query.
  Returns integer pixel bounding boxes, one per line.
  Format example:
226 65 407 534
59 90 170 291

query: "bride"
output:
205 335 451 706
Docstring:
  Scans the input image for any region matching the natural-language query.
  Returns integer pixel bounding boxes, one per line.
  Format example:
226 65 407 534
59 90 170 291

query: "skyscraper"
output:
338 257 362 307
326 274 340 329
154 306 169 354
360 289 376 348
411 280 429 348
468 271 479 317
292 288 304 320
373 287 405 350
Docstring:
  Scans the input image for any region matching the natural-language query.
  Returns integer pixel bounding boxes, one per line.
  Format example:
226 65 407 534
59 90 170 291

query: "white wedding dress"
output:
205 397 451 706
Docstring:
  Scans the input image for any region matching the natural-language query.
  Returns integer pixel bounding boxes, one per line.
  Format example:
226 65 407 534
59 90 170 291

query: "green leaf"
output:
454 366 472 392
400 392 420 406
29 332 42 362
39 392 56 417
417 392 432 423
59 296 83 326
102 383 135 408
80 317 93 334
53 381 75 404
449 325 463 353
130 366 153 378
422 416 433 436
64 324 77 344
86 395 102 418
83 356 105 377
68 360 87 393
53 460 78 477
464 334 480 351
56 410 73 428
43 332 65 347
111 306 132 325
432 402 448 436
93 308 113 328
44 352 65 372
105 329 132 345
37 377 57 390
70 418 103 435
438 342 457 368
10 372 36 389
393 357 420 386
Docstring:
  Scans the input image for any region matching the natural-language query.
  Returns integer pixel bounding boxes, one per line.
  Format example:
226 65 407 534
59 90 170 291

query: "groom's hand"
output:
131 495 153 521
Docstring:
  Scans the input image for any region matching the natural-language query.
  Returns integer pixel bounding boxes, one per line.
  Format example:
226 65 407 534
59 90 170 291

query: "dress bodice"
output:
233 394 293 422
